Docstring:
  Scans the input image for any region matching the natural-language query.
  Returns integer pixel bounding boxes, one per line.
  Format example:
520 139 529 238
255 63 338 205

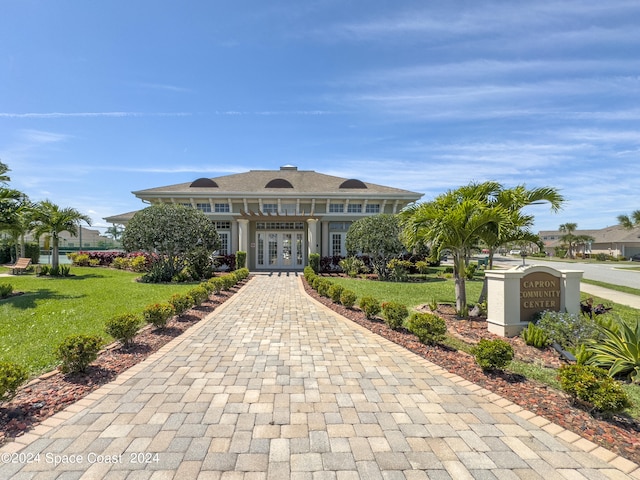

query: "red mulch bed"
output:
0 285 243 445
303 277 640 465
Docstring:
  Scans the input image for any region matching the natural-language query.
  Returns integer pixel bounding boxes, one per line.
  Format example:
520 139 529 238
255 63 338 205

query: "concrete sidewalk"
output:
580 283 640 310
0 274 638 479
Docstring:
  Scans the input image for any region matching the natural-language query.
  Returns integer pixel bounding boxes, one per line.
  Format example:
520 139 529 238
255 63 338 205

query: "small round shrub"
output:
472 338 514 371
189 286 209 306
328 284 344 304
105 313 142 346
143 303 175 328
558 364 631 415
381 301 409 330
56 335 104 373
406 312 446 345
340 290 358 309
169 293 194 315
359 296 381 320
0 362 28 402
317 279 333 298
207 277 224 295
220 274 236 290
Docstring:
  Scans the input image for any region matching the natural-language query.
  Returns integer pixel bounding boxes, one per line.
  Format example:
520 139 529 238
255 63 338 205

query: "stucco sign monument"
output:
485 264 583 337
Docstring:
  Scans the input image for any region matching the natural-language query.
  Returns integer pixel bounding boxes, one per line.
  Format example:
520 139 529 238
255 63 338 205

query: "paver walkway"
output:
1 274 638 479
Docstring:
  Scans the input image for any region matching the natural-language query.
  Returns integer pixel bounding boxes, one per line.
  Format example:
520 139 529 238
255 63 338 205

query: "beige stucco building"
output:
539 225 640 259
105 166 423 271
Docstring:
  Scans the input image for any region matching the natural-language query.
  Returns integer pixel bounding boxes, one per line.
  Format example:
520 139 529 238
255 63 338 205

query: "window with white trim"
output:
262 203 278 214
365 204 380 213
196 203 211 212
329 203 344 213
347 203 362 213
214 203 230 213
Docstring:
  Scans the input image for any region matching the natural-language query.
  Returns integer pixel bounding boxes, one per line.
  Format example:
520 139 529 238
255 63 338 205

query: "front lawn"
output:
325 275 484 309
0 267 195 376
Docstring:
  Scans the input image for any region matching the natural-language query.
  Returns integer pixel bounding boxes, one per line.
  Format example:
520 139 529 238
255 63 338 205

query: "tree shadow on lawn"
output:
1 289 86 309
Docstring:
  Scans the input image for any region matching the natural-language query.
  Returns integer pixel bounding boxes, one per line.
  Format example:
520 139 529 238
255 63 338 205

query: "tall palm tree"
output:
618 210 640 229
401 182 509 317
32 200 92 269
480 185 564 269
559 222 578 258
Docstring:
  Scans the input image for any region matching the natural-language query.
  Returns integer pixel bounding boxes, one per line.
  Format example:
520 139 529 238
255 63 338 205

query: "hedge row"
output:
0 269 250 402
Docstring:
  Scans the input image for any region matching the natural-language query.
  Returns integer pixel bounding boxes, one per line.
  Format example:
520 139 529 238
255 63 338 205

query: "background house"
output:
105 166 423 271
539 226 640 259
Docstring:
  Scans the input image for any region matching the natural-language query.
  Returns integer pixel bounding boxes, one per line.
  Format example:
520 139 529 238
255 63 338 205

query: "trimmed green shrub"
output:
309 253 320 274
105 314 142 346
381 301 409 330
340 290 357 309
472 338 514 371
189 286 210 306
406 312 446 345
520 322 551 348
220 274 236 291
169 293 194 315
328 284 344 304
359 296 381 320
143 303 175 328
207 277 224 295
317 279 333 298
0 283 12 299
236 251 247 269
558 364 631 415
303 266 316 280
56 334 104 373
0 362 28 402
311 276 322 290
234 267 250 281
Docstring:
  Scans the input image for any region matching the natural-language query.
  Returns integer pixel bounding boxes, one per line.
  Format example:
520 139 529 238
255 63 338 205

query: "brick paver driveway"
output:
1 274 637 479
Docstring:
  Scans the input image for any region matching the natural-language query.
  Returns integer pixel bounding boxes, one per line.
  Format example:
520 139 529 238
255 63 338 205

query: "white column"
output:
238 219 249 253
562 270 584 315
321 222 329 257
307 219 319 255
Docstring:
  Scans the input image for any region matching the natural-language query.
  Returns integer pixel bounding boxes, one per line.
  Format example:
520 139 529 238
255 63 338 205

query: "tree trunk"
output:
453 254 468 317
52 235 59 269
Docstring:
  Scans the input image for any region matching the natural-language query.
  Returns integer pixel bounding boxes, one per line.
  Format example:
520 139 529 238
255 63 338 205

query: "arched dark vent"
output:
190 178 218 188
339 179 367 189
265 178 294 188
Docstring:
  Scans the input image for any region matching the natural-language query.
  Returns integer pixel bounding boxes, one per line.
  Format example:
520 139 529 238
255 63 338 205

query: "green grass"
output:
325 275 485 310
0 267 195 376
581 278 640 297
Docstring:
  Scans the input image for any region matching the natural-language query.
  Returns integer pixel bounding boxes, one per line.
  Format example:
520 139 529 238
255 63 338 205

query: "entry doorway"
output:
256 232 305 269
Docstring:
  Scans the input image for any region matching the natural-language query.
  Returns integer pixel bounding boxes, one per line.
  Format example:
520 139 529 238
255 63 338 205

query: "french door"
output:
256 232 304 269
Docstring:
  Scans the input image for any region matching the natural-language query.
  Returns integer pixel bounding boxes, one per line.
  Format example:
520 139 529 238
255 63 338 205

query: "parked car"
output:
631 253 640 262
509 249 521 255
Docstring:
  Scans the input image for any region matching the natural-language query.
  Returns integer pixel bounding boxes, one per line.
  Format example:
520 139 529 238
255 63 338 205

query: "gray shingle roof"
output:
132 168 422 198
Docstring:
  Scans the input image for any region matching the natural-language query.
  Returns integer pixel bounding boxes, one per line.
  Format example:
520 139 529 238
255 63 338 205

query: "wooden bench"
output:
11 258 31 275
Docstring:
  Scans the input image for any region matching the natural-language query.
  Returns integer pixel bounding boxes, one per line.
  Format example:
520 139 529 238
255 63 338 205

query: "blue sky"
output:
1 0 639 234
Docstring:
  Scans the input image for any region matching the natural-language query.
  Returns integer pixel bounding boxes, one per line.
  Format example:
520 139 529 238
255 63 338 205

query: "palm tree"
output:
32 200 92 269
0 161 10 184
618 210 640 229
480 185 564 269
401 182 509 317
105 225 124 241
559 222 578 258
